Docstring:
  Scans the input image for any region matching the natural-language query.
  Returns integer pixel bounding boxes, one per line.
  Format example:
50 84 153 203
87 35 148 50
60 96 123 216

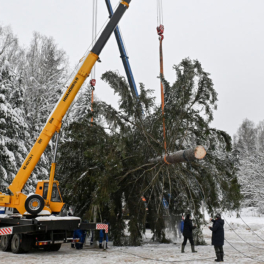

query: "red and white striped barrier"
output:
96 224 108 233
0 227 13 236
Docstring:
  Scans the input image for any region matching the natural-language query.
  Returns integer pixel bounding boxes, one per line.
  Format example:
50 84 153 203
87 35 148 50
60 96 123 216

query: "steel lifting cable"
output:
90 0 98 124
169 157 264 261
180 154 207 228
65 0 119 90
91 0 98 79
184 157 264 247
117 221 264 263
224 238 264 262
56 2 116 125
85 247 216 263
190 172 264 252
222 214 264 250
87 241 263 263
60 13 112 124
181 161 264 257
239 215 264 242
212 181 264 244
157 0 169 165
157 0 163 26
116 249 215 263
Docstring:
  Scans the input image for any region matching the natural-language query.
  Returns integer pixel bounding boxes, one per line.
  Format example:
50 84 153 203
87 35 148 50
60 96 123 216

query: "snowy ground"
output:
1 208 264 263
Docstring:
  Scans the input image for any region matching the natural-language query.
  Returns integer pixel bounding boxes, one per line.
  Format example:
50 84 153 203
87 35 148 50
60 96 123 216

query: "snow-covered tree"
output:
0 25 29 191
255 121 264 152
24 32 68 135
234 119 264 213
235 119 256 153
237 152 264 212
0 26 69 192
22 32 69 182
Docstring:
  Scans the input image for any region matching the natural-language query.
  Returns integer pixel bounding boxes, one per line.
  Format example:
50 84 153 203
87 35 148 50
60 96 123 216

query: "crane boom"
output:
1 0 131 215
105 0 139 98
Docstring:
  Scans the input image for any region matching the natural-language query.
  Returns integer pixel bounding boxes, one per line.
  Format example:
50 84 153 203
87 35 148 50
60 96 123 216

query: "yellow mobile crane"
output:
0 0 131 216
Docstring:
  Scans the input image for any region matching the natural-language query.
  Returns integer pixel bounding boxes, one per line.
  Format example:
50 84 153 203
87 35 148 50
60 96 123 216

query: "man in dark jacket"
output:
181 214 197 253
209 213 224 262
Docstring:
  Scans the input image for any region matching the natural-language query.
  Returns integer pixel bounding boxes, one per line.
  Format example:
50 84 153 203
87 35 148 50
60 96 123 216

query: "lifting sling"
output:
157 0 170 164
90 0 98 124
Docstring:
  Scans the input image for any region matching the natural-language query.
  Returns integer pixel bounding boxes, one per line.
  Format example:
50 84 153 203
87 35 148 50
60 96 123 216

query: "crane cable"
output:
157 0 163 26
157 0 169 164
222 214 264 250
238 215 264 242
90 0 98 124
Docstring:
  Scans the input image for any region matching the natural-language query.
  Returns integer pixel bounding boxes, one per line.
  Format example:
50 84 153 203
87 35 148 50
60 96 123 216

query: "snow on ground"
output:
1 208 264 263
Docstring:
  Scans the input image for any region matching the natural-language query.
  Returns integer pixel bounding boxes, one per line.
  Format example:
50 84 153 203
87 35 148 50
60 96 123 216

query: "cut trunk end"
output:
149 146 206 164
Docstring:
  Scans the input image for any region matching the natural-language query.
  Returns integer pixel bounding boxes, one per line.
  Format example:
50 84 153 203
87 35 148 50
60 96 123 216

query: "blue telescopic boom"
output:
105 0 139 98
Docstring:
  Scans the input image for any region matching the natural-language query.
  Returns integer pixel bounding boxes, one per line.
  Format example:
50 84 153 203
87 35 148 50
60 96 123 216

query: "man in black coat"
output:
181 214 197 253
209 213 224 262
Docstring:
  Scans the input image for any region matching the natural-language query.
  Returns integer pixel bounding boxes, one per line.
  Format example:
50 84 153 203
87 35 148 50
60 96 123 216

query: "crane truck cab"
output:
35 180 64 214
0 179 64 216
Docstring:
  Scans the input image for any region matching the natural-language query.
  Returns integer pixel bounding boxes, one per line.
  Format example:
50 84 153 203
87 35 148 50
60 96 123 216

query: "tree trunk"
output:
150 146 206 164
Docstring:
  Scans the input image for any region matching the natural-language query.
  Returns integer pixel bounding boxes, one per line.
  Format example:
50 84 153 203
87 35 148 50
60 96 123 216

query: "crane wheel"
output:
11 234 24 254
1 235 12 251
25 194 45 215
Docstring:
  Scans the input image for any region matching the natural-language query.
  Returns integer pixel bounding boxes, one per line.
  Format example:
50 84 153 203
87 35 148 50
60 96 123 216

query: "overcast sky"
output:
1 0 264 137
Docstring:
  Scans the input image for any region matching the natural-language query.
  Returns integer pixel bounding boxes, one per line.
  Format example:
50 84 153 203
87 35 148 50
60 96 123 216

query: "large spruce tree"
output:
57 58 241 245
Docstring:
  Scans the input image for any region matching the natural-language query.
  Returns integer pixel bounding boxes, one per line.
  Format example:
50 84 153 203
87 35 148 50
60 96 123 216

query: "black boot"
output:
215 253 221 262
191 245 197 253
220 253 224 262
181 244 185 253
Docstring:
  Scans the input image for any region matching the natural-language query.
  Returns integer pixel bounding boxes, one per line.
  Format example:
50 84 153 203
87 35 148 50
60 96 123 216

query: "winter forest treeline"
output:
0 25 68 191
233 119 264 213
0 24 260 245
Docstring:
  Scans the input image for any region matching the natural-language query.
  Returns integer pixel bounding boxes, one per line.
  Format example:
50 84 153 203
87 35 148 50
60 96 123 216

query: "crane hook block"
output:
157 25 164 40
90 79 96 87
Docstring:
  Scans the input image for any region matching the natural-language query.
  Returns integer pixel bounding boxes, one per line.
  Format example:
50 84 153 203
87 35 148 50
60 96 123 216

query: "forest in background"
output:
0 24 260 245
0 25 68 192
233 119 264 213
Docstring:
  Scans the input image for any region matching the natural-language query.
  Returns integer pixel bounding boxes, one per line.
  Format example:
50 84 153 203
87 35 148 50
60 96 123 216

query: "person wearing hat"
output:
181 214 197 253
209 213 225 262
